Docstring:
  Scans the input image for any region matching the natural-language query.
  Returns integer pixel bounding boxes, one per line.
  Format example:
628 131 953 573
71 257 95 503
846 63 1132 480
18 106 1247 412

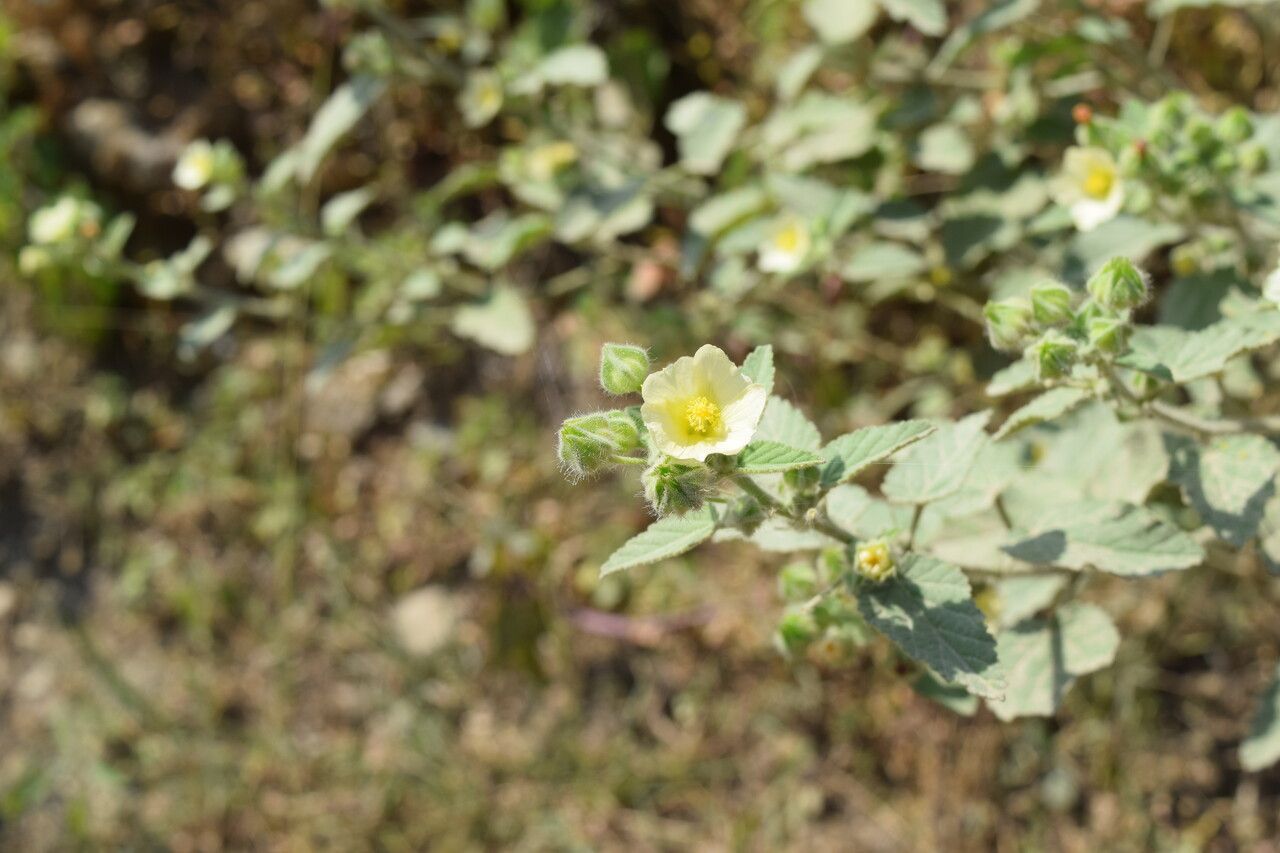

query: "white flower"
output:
758 216 811 274
640 345 767 462
1052 147 1124 232
460 70 504 128
28 197 83 245
174 139 216 190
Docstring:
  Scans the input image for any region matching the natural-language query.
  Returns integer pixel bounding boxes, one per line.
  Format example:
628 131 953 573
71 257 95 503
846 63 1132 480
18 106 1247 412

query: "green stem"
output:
732 474 783 513
906 504 924 550
1101 363 1280 437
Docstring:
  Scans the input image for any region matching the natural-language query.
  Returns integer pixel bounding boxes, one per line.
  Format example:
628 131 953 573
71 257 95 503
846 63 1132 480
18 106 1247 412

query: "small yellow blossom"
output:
1052 147 1124 232
173 139 216 191
855 541 896 583
640 344 767 462
758 216 811 274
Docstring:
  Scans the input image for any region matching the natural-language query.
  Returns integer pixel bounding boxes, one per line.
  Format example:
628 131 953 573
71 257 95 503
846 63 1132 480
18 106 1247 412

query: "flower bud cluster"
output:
983 257 1146 382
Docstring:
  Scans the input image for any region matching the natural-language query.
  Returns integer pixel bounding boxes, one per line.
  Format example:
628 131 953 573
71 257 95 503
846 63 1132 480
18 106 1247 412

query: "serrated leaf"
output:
296 75 386 183
826 484 916 540
858 555 1005 699
912 671 979 716
993 575 1067 629
1168 434 1280 547
1240 665 1280 772
994 387 1091 440
601 507 719 576
988 602 1119 720
740 345 775 394
986 359 1037 397
841 241 927 283
916 123 974 174
821 420 936 487
1002 505 1203 575
736 441 825 473
755 396 821 451
882 411 992 505
1118 313 1280 383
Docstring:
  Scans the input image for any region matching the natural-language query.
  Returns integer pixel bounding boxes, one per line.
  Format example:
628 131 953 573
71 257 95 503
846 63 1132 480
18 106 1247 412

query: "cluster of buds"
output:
984 257 1147 381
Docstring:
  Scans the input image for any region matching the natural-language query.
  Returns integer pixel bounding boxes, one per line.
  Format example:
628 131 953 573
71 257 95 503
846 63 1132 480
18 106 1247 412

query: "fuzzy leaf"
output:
994 387 1091 440
1118 313 1280 384
740 345 775 394
755 396 822 451
736 441 825 473
665 93 747 176
601 507 719 576
451 286 535 356
821 420 936 487
1168 434 1280 547
297 75 386 182
988 603 1120 720
1003 506 1203 575
858 555 1005 699
882 411 991 505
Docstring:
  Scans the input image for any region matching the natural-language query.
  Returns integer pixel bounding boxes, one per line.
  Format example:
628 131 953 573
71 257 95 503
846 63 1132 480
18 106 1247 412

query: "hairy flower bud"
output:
599 343 651 395
557 411 640 480
1029 281 1074 327
1087 315 1130 355
1030 332 1079 381
778 561 819 602
642 458 716 517
1216 106 1253 145
775 609 819 657
854 541 896 584
1086 257 1148 311
983 298 1034 352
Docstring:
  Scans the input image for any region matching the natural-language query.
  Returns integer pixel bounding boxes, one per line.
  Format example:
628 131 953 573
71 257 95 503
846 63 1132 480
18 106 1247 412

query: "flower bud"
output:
1170 244 1199 278
778 561 819 602
1030 332 1079 381
642 458 716 517
1030 281 1073 327
1240 143 1268 174
1072 103 1093 125
1216 106 1253 144
775 609 819 657
598 343 651 395
725 494 766 535
1087 315 1130 355
557 411 639 480
784 465 821 492
983 297 1034 352
1086 257 1148 311
854 540 896 584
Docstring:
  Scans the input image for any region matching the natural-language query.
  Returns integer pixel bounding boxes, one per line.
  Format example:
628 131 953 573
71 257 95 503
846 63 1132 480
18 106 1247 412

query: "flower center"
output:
684 395 722 435
1082 166 1114 200
774 224 802 254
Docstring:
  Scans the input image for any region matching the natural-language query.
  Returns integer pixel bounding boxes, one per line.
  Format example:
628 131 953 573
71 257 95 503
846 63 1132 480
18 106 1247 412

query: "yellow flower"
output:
173 140 216 191
758 216 811 274
640 345 767 461
855 541 895 583
1052 147 1124 232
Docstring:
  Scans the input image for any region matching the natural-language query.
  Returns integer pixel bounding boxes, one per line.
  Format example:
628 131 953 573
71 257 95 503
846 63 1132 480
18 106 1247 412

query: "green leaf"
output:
450 286 535 356
880 0 948 34
821 420 936 487
535 44 608 87
601 507 719 576
1118 314 1280 383
740 344 775 394
882 411 992 505
802 0 878 44
987 603 1119 720
665 93 747 176
1240 665 1280 772
986 359 1037 397
915 123 974 174
930 0 1040 72
858 554 1005 699
296 75 387 183
912 672 979 716
826 484 916 540
736 441 825 474
993 387 1092 440
1168 434 1280 547
840 241 927 283
1260 490 1280 574
1066 217 1184 276
321 187 376 236
1002 505 1204 575
763 94 877 172
755 396 822 451
993 575 1067 629
463 212 553 271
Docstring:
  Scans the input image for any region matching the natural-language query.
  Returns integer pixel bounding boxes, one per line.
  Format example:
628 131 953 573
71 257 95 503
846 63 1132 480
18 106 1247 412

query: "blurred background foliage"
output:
2 0 1280 849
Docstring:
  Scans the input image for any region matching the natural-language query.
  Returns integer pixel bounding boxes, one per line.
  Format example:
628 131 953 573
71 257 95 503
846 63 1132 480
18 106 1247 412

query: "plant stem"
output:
906 504 924 550
1101 363 1280 437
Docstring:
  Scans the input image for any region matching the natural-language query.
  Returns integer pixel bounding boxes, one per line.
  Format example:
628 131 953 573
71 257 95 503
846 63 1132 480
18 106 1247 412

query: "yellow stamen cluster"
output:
855 542 896 583
774 224 803 253
684 395 722 435
1082 166 1114 200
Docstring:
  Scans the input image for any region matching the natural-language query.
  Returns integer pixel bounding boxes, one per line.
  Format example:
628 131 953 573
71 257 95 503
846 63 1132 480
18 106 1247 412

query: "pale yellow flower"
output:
1052 147 1124 232
460 70 504 128
640 345 767 461
173 140 216 191
758 216 811 274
